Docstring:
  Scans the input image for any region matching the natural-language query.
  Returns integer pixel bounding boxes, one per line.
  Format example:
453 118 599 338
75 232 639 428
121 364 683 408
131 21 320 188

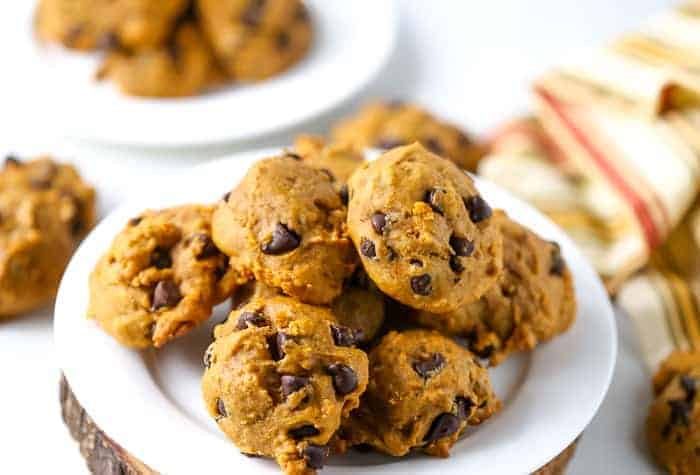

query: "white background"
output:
0 1 674 473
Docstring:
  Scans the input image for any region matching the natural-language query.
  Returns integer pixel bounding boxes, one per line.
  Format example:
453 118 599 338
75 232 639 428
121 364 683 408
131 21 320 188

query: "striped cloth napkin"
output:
478 1 700 371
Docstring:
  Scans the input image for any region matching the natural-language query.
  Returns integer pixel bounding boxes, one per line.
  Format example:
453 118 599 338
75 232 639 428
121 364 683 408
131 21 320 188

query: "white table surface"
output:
0 1 675 473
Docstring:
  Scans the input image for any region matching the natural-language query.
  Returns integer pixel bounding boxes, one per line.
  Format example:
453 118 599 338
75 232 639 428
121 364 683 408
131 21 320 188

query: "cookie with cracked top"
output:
346 143 503 314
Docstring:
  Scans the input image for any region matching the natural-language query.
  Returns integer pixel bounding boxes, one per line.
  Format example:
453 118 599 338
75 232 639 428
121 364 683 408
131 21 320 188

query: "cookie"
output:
331 101 486 171
331 281 385 345
342 329 500 457
413 211 576 364
203 295 369 474
346 143 503 314
212 155 357 305
293 135 365 191
97 22 222 98
0 156 95 317
647 351 700 474
88 204 242 348
197 0 312 81
35 0 190 51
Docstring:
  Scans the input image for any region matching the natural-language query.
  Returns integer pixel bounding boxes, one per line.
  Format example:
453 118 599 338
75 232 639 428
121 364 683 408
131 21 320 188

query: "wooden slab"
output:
60 375 579 475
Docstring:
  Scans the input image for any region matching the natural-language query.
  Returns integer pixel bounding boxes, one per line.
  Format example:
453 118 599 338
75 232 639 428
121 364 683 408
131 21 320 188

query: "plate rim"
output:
55 146 618 474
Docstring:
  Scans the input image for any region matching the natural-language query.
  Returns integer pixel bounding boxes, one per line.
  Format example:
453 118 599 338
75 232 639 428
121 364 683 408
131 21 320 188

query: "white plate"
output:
55 147 617 475
17 1 397 147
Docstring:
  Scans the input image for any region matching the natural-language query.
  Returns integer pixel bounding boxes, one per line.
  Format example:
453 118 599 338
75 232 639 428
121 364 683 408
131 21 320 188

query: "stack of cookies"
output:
34 0 313 97
88 141 577 474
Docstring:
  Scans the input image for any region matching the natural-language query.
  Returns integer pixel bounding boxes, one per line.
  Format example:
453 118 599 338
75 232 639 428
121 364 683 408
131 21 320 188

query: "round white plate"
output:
16 0 397 147
55 147 617 475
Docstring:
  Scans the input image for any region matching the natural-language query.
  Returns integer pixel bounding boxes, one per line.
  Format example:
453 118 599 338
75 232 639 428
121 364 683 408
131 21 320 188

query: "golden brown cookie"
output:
647 351 700 474
331 101 486 171
88 204 242 348
97 22 222 98
293 135 365 191
346 143 503 314
212 155 357 305
197 0 313 81
342 330 500 457
0 156 95 318
35 0 190 50
331 280 385 345
413 211 576 365
203 296 369 475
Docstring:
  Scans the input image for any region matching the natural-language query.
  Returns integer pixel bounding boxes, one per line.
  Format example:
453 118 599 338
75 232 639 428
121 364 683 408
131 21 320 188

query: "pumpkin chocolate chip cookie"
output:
212 155 357 305
203 295 369 475
331 101 487 171
0 156 95 317
647 351 700 474
413 211 576 365
293 135 365 190
97 22 223 98
342 329 500 457
35 0 190 51
346 143 503 314
88 204 242 348
197 0 313 81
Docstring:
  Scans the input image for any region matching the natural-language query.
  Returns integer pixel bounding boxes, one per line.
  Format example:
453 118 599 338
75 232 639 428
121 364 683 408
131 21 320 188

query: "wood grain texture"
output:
60 374 578 475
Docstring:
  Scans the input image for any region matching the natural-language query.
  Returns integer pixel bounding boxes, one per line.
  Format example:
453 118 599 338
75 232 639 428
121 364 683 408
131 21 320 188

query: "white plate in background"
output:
54 147 617 474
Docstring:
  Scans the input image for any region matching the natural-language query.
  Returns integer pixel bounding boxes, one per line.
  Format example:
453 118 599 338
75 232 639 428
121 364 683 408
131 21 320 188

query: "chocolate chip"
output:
269 332 290 361
242 0 266 26
319 168 335 182
215 255 229 281
449 256 464 274
4 155 20 167
276 31 291 50
262 223 301 255
464 195 492 223
371 212 387 234
664 399 693 437
285 152 302 160
97 32 119 50
410 274 432 295
375 137 406 150
457 132 472 147
128 216 142 226
241 452 260 458
386 245 397 261
295 4 310 22
221 192 231 203
331 325 362 347
339 184 349 205
424 137 444 155
194 233 219 259
289 425 320 439
303 444 329 470
450 235 474 257
235 311 269 330
281 375 310 398
203 345 214 369
412 353 445 379
423 188 445 215
216 398 228 418
151 280 182 311
550 246 566 276
424 413 461 442
326 364 358 395
682 375 697 402
409 258 423 267
150 247 172 269
474 345 494 360
360 238 376 259
456 397 474 419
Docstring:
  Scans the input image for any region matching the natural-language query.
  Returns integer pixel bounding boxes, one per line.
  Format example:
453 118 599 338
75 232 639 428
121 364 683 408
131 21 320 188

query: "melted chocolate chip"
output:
423 188 445 215
410 274 432 295
412 353 445 379
235 311 269 330
449 256 464 274
150 247 172 269
319 168 335 182
215 255 230 281
151 280 182 311
464 195 492 223
456 397 474 419
222 191 231 203
289 425 320 439
216 398 228 418
326 364 358 395
276 31 291 50
331 325 362 347
371 212 387 234
474 345 494 360
295 4 310 22
424 413 460 442
129 216 142 226
386 245 397 261
550 246 566 276
285 152 302 161
409 259 423 267
664 399 693 438
450 235 474 257
262 223 301 255
360 238 376 259
4 155 20 167
242 0 266 27
194 233 219 259
375 137 406 150
303 444 329 469
269 332 290 361
339 184 349 205
424 137 444 155
281 375 310 398
682 375 697 402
